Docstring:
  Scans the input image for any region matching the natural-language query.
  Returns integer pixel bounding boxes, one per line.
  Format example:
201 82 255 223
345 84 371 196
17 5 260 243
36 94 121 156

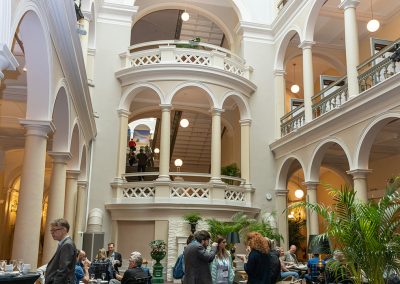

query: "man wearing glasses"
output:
45 218 77 284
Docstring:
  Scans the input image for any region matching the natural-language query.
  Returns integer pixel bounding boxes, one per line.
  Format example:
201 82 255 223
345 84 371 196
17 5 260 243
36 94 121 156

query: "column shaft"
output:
300 42 314 122
275 190 288 250
64 170 80 236
116 109 130 180
74 181 88 249
210 109 222 182
158 105 171 181
12 121 54 268
347 169 371 202
340 0 360 98
42 152 71 263
240 120 251 184
306 182 319 235
274 70 285 138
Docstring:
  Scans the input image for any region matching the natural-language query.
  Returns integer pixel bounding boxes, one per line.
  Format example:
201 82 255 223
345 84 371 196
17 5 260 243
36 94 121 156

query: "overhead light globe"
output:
154 148 160 154
294 189 304 199
174 158 183 167
291 84 300 94
180 119 189 128
367 19 380 33
181 11 190 22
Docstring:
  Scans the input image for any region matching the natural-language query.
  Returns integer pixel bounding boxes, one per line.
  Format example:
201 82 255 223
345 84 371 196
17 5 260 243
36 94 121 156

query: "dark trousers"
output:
138 164 146 180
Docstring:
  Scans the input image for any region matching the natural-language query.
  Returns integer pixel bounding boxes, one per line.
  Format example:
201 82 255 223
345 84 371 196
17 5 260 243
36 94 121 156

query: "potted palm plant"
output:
183 212 202 233
290 178 400 284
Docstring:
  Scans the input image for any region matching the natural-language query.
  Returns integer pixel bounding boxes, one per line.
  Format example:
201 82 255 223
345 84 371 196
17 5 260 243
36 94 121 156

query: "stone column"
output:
299 41 315 122
116 109 130 181
339 0 360 98
275 189 289 249
79 12 91 67
64 170 80 236
74 181 88 249
158 104 171 181
210 108 223 183
42 152 71 263
347 169 371 202
274 69 285 138
305 182 319 235
240 119 251 185
12 120 54 268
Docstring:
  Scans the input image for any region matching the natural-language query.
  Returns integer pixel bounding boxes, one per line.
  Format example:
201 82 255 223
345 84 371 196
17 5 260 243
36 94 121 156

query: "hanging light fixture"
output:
367 0 380 33
290 63 300 94
294 171 304 199
181 10 190 22
180 118 189 128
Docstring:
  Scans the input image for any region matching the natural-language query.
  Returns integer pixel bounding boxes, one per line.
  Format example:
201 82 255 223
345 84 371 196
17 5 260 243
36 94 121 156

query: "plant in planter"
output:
183 212 202 233
149 240 167 283
290 178 400 284
221 163 241 185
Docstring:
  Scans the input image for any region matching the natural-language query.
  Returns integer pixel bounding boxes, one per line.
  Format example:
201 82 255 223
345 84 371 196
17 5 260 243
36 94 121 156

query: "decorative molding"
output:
338 0 360 10
98 2 137 27
298 40 315 50
234 21 274 44
2 85 27 101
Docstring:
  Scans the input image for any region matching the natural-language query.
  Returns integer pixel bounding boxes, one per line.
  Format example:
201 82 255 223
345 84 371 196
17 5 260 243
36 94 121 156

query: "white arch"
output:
68 120 81 170
275 155 307 190
355 112 400 170
303 0 326 43
274 26 303 71
119 82 165 110
52 85 71 152
220 91 251 120
167 81 217 107
308 137 352 182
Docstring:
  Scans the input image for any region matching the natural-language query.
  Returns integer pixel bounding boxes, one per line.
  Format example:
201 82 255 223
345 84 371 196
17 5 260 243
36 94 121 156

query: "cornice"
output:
234 21 274 44
98 2 138 27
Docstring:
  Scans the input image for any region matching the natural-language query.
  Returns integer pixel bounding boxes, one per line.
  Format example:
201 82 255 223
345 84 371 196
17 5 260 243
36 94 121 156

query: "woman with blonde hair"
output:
210 236 234 284
89 248 115 281
239 232 273 284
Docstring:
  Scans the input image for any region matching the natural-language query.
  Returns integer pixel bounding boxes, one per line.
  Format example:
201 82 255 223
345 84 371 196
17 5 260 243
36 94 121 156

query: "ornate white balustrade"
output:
280 105 305 136
119 40 251 80
111 172 253 207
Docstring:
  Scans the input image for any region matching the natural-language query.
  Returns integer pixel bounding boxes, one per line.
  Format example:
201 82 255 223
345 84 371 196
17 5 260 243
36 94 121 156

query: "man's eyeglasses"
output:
50 228 64 233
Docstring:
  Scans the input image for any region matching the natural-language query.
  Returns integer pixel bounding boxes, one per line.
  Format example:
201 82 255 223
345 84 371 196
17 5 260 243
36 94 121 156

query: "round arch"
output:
68 121 80 170
167 81 217 107
303 0 326 43
355 112 400 170
220 91 251 120
119 82 165 111
276 155 307 190
79 144 88 180
52 85 71 152
11 5 53 120
308 138 352 182
274 28 303 71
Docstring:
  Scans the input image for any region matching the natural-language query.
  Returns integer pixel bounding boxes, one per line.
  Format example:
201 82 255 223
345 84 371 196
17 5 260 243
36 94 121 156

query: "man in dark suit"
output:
183 230 218 284
107 242 123 273
45 218 76 284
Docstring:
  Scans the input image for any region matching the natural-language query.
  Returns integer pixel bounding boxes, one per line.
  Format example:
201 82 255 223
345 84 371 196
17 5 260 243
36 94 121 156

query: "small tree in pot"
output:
183 212 202 233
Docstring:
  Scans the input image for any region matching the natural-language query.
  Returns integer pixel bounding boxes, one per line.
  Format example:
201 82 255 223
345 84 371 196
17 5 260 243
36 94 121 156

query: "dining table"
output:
0 272 40 284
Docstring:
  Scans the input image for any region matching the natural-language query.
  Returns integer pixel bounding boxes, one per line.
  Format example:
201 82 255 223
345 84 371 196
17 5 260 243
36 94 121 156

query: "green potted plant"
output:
290 178 400 284
221 163 241 185
183 212 202 233
149 240 167 283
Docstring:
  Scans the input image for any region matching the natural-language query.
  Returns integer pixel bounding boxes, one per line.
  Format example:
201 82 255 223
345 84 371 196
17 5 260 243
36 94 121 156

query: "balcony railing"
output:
119 40 251 79
358 38 400 92
111 172 252 207
280 38 400 136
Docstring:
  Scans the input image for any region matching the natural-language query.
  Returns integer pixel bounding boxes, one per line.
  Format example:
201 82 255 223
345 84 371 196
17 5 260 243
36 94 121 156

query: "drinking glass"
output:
101 272 106 280
0 260 6 272
11 260 18 271
90 273 95 282
17 260 23 273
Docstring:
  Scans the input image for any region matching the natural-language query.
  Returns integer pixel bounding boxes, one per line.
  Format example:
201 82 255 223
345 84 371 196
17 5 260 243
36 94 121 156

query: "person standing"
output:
128 138 136 152
183 230 218 284
210 236 234 284
45 218 77 284
107 242 122 273
136 148 148 181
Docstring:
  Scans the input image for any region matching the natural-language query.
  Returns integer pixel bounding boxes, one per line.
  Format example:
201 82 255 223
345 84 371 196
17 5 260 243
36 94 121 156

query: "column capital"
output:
347 169 372 178
159 104 172 111
239 119 252 126
0 43 18 79
66 170 80 179
20 119 55 137
48 152 72 163
273 69 285 76
304 181 319 190
117 109 131 118
298 40 315 50
338 0 360 10
275 189 289 197
77 180 88 189
211 108 224 116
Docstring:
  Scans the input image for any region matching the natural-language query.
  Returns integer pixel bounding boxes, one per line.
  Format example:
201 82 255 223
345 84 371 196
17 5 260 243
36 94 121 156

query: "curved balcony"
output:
116 40 255 94
106 172 256 213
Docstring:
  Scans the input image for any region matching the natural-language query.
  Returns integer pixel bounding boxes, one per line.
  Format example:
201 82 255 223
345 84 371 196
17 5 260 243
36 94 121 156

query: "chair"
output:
125 275 152 284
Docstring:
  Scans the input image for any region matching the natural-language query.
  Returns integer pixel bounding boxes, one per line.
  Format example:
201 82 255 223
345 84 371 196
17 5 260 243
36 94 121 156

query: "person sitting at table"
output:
283 245 300 265
304 253 325 284
89 248 115 281
109 251 151 284
277 247 300 280
75 249 90 284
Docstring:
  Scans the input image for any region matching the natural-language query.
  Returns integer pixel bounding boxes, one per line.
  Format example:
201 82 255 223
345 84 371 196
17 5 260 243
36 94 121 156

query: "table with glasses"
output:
0 272 40 284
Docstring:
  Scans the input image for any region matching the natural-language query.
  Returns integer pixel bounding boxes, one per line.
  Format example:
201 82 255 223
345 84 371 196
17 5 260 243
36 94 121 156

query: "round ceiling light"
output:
180 119 189 128
367 19 380 33
154 148 160 154
291 84 300 94
294 189 304 199
174 159 183 167
181 11 190 22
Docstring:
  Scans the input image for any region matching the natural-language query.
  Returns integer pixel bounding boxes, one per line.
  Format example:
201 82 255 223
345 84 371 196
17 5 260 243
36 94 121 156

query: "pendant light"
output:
294 172 304 199
181 10 190 22
290 63 300 94
367 0 380 33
